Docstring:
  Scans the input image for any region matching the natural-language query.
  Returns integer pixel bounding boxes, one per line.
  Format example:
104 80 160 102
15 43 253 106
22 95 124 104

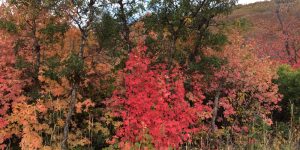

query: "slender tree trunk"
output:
189 19 211 62
61 28 88 149
211 87 221 131
62 1 95 148
168 34 177 69
62 83 77 150
118 0 131 50
79 33 87 59
33 39 40 80
32 20 41 89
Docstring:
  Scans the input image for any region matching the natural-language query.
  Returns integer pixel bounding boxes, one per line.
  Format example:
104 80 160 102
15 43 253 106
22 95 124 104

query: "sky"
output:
238 0 270 4
0 0 270 5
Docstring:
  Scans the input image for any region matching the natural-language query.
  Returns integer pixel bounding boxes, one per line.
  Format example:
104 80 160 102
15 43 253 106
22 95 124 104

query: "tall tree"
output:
147 0 236 63
61 0 99 149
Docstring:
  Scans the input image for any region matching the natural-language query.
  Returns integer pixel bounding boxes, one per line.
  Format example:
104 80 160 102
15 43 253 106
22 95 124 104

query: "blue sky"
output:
239 0 270 4
0 0 269 5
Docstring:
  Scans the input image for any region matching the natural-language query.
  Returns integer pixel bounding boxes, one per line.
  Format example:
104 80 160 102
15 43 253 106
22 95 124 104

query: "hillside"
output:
227 1 300 65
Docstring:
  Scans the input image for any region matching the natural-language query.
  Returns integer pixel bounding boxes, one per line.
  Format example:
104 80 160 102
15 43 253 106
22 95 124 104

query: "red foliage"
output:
107 42 207 148
203 35 281 129
254 3 300 68
0 32 25 148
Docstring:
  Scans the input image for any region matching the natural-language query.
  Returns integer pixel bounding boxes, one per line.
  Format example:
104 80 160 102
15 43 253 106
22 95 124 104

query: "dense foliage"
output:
0 0 299 149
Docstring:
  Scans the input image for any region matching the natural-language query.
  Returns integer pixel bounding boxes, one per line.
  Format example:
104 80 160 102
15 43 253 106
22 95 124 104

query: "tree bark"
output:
118 0 131 50
79 33 87 59
61 1 95 148
61 83 77 150
31 19 41 89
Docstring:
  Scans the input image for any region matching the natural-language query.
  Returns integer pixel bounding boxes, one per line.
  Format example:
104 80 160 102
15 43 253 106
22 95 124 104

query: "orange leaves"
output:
51 85 66 97
95 63 113 74
36 101 48 113
39 75 69 97
75 99 95 113
0 32 29 148
148 30 158 40
20 131 43 150
8 101 46 150
129 21 146 44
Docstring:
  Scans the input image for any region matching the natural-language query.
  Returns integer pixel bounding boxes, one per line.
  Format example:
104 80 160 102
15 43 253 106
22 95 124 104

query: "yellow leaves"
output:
237 92 246 105
93 123 110 136
200 111 212 119
173 26 179 32
14 103 44 150
75 103 83 113
163 28 171 39
34 123 49 131
38 74 47 82
184 17 193 25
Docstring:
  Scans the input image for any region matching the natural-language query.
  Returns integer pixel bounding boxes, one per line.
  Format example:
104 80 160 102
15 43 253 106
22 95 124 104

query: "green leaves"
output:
277 65 300 101
276 65 300 122
62 53 85 83
43 55 62 81
40 22 69 44
0 19 17 33
189 56 227 73
94 13 121 51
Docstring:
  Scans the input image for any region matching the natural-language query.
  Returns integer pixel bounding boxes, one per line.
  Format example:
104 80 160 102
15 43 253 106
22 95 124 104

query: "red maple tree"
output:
106 41 208 149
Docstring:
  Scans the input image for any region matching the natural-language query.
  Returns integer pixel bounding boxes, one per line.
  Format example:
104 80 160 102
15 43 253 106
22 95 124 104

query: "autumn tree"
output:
8 0 44 87
60 0 101 149
0 30 45 150
201 34 281 137
0 0 69 102
105 33 211 148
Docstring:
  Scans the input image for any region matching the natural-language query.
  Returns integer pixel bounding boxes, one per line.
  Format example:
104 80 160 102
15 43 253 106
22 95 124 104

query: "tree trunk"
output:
61 34 87 149
79 33 87 59
62 1 95 148
33 38 40 83
61 83 77 150
118 0 131 50
189 18 211 62
31 19 41 89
